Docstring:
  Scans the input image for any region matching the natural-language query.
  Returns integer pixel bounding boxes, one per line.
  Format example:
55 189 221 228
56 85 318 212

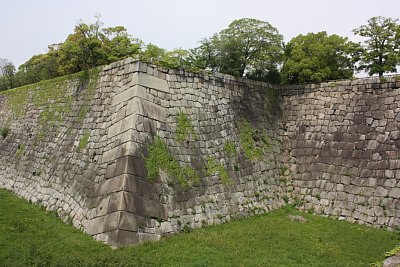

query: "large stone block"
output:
137 72 169 93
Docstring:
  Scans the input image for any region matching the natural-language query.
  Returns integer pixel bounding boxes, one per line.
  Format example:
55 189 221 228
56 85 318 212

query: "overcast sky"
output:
2 0 400 68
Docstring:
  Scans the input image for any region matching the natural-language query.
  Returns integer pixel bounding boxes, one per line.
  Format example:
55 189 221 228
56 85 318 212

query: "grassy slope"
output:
0 188 398 267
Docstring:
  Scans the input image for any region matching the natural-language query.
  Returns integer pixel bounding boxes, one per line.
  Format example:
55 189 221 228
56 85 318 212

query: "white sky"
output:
2 0 400 68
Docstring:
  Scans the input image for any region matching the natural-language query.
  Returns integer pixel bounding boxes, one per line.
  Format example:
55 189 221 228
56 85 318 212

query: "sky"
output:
1 0 400 68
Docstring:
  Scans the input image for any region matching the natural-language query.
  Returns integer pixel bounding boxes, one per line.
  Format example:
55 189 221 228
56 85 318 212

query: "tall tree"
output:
281 32 361 84
192 18 284 83
58 16 106 74
0 59 16 90
353 16 400 77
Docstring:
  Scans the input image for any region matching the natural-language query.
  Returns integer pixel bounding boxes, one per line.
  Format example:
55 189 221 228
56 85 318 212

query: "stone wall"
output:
282 78 400 229
0 58 288 246
1 58 399 246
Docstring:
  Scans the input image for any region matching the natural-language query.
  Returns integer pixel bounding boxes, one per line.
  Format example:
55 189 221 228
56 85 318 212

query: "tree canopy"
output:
191 18 284 83
1 17 144 90
281 32 361 84
0 59 16 90
1 15 400 92
353 16 400 77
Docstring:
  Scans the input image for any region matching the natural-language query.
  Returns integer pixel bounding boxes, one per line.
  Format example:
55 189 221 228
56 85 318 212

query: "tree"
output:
18 46 61 85
57 16 143 75
281 32 361 84
192 18 284 83
58 17 106 74
102 26 142 63
140 44 191 70
0 59 16 90
353 16 400 77
140 43 167 64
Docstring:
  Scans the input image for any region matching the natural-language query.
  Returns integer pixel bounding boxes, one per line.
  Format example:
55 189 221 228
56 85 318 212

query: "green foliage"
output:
353 16 400 77
78 131 90 151
1 67 100 141
224 141 237 157
192 18 283 83
16 144 25 157
77 68 101 123
385 245 400 257
380 77 389 83
0 127 9 139
145 136 173 182
281 31 360 84
57 17 142 74
239 119 263 160
2 17 141 91
0 59 16 90
0 189 397 266
205 156 231 184
176 111 197 141
145 136 199 187
1 85 30 117
140 44 193 70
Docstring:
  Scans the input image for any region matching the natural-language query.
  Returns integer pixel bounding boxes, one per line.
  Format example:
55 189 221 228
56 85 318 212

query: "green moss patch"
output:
16 144 25 157
239 119 263 160
0 127 9 139
205 156 231 185
77 131 90 151
145 136 199 188
176 111 197 141
0 67 100 141
224 140 237 157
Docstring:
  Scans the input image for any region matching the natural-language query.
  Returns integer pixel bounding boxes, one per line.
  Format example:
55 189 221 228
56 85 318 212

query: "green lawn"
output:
0 188 398 267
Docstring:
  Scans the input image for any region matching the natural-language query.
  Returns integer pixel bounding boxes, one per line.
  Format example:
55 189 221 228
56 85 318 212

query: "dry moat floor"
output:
0 188 398 267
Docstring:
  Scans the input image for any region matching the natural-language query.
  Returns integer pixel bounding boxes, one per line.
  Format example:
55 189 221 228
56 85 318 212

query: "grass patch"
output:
0 188 398 267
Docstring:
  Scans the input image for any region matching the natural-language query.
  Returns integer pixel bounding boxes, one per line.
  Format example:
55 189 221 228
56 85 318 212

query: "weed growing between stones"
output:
328 81 338 88
145 136 199 188
379 77 389 83
77 131 90 151
77 68 101 123
0 127 9 139
239 119 263 160
205 156 231 185
16 144 25 157
1 85 30 117
224 140 237 157
176 111 197 141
